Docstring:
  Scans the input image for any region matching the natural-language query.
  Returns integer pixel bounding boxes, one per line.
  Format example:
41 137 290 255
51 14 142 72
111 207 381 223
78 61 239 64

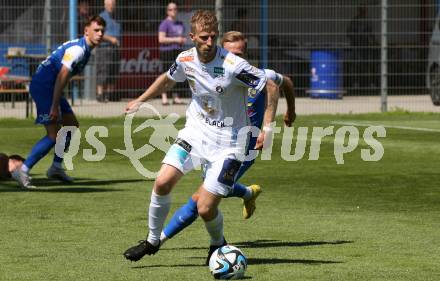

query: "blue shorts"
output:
30 81 73 125
235 110 263 181
235 133 257 180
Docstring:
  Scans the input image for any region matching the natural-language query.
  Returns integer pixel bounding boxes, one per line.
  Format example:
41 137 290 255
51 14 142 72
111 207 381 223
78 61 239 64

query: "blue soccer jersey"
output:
237 68 283 180
31 37 92 124
247 68 283 129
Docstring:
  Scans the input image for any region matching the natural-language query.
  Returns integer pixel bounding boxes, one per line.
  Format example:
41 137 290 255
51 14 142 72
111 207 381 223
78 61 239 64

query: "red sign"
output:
116 35 162 97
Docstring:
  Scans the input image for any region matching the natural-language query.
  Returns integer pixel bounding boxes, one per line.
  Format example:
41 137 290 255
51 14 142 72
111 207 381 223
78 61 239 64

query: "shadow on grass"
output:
0 178 146 193
132 239 349 268
234 239 354 248
247 258 342 265
131 257 342 269
164 239 353 251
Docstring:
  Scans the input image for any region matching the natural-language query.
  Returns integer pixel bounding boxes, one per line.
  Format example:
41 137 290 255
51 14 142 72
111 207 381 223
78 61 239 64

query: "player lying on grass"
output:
123 11 279 265
12 16 105 189
159 31 296 247
0 153 25 180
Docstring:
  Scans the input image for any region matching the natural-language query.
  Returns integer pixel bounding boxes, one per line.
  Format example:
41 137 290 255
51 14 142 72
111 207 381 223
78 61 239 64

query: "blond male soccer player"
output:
123 10 279 264
12 16 105 189
158 30 296 248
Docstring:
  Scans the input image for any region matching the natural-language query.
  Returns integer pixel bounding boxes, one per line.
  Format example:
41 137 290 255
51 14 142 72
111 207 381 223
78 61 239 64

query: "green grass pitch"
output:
0 112 439 281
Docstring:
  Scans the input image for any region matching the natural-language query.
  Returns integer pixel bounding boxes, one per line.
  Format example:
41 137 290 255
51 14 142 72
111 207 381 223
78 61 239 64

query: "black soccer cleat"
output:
123 240 160 262
206 237 228 265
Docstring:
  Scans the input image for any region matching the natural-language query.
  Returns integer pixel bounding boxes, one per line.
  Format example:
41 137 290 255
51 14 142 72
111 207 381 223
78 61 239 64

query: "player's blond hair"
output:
190 10 218 33
221 31 247 48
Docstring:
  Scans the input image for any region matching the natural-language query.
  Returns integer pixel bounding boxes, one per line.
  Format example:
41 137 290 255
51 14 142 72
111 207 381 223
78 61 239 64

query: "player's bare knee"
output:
153 177 173 195
191 192 200 202
197 204 216 221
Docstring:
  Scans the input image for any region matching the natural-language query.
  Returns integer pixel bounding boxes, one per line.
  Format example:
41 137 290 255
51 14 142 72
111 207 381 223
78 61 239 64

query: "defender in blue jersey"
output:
158 31 296 246
12 16 106 189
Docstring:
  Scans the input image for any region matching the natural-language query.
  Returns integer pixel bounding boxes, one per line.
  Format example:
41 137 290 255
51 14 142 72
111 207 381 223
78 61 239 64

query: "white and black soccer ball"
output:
209 245 247 279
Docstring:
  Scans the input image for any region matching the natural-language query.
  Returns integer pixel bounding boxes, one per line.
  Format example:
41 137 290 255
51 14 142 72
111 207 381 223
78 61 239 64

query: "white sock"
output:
147 191 171 246
204 211 224 246
52 161 63 169
160 231 168 246
242 187 252 200
21 164 29 173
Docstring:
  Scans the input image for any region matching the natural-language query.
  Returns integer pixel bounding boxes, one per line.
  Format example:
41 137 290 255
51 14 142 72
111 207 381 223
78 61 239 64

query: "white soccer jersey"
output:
61 45 86 71
264 68 283 87
167 47 267 159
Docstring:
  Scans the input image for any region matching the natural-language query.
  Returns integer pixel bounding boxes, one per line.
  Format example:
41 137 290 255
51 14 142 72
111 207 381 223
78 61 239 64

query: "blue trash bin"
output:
308 49 345 99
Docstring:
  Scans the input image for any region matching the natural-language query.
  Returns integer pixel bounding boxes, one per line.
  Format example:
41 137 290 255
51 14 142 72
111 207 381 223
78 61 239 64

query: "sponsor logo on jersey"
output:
181 49 194 56
175 138 192 152
169 61 178 76
216 85 224 94
202 103 216 115
201 96 218 115
250 66 260 74
62 52 74 62
196 112 205 120
217 159 242 186
236 69 261 88
184 66 195 74
179 56 194 62
248 88 257 98
225 58 235 65
205 118 225 128
214 67 224 75
247 107 256 117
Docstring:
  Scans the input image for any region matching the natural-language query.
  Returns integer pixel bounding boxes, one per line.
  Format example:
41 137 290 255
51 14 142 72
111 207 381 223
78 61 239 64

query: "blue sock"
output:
23 136 56 170
163 197 198 239
53 131 71 166
228 182 248 198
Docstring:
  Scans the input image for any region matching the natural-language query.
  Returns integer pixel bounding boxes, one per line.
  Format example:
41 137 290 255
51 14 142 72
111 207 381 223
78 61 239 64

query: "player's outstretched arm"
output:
125 73 176 113
255 79 279 150
50 66 71 121
281 75 296 127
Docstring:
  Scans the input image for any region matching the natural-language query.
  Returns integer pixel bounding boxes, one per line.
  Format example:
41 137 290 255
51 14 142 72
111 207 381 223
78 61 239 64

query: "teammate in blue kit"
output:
12 16 105 189
159 31 296 246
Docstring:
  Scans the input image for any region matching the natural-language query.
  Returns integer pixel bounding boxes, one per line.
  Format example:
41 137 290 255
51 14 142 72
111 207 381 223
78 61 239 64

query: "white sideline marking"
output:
331 121 440 132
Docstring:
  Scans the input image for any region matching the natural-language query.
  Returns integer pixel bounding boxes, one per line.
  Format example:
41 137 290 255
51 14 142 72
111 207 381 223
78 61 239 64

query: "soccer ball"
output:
209 245 247 279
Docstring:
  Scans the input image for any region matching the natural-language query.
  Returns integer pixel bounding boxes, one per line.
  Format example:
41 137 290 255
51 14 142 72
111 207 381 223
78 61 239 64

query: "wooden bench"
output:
0 88 32 118
0 74 32 117
0 73 85 118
